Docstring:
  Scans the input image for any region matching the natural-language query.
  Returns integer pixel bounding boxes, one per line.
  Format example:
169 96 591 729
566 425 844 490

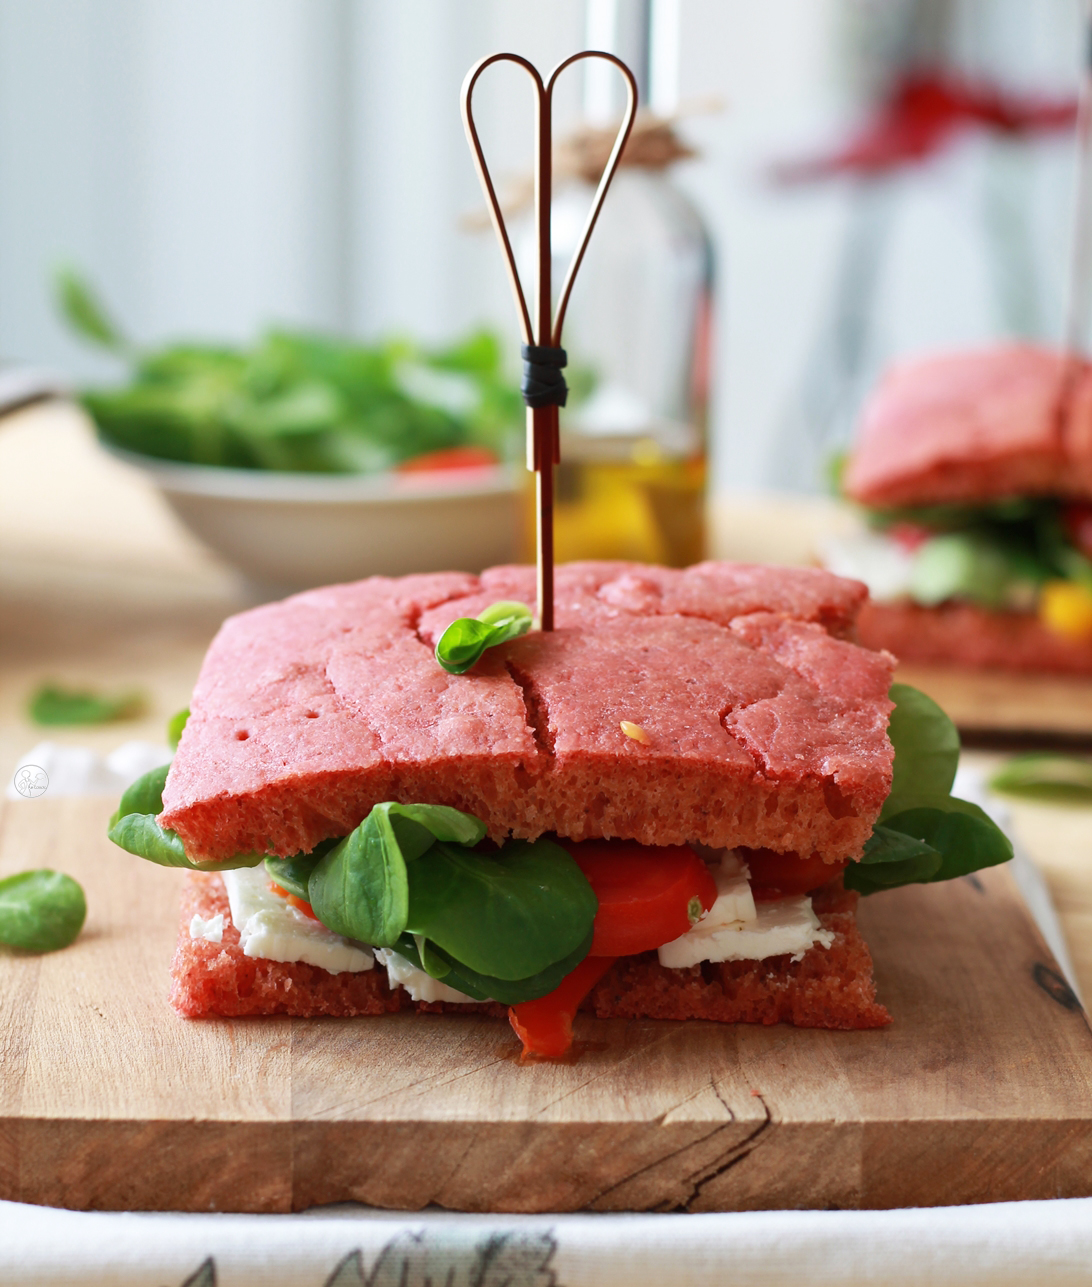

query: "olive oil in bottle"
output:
517 143 713 568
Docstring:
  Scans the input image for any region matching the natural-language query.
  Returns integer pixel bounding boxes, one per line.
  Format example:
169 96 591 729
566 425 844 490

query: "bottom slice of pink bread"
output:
170 873 889 1031
857 599 1092 674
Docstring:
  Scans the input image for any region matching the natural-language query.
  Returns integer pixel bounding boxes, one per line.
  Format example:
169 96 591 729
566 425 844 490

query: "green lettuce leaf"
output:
852 685 1013 895
394 927 596 1005
988 753 1092 804
107 764 264 872
880 683 959 820
307 802 487 947
404 837 598 980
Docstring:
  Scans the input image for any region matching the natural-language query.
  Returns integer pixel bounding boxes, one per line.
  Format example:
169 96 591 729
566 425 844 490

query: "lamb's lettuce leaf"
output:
434 601 533 674
30 683 144 726
848 685 1013 895
167 707 189 750
880 799 1012 882
265 844 337 900
59 270 522 474
988 753 1092 804
56 266 129 353
0 869 87 954
404 837 597 979
880 683 959 820
306 802 596 989
849 825 942 894
306 802 487 948
394 927 596 1005
107 763 264 871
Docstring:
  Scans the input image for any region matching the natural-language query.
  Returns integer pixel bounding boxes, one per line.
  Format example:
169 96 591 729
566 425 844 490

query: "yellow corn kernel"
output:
620 720 651 745
1039 580 1092 641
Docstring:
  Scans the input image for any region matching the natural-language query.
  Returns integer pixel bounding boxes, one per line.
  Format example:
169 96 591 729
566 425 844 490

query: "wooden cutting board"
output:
898 664 1092 742
2 797 1091 1215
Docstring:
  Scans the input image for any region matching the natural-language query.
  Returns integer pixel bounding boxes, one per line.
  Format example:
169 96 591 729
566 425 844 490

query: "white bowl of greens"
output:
60 272 524 592
106 444 522 592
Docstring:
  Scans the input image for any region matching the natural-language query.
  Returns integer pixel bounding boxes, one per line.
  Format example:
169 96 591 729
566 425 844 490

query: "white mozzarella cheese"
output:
188 912 223 943
374 948 480 1004
221 867 373 974
658 853 834 969
697 853 756 928
819 529 916 603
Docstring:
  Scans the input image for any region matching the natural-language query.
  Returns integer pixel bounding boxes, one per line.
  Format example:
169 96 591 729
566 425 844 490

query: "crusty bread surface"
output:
170 873 888 1031
857 599 1092 674
159 561 895 865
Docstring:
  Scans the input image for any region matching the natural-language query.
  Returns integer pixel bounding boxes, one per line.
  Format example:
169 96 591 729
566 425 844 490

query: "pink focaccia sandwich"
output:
107 560 1010 1058
827 345 1092 672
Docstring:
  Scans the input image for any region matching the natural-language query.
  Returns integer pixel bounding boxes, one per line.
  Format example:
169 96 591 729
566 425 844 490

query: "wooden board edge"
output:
7 1115 1092 1214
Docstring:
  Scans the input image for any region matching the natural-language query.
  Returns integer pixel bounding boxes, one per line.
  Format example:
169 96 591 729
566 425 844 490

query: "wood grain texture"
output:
2 798 1091 1214
897 664 1092 739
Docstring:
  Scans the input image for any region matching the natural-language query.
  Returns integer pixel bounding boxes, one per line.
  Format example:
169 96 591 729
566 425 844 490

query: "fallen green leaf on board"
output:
29 683 146 726
988 753 1092 804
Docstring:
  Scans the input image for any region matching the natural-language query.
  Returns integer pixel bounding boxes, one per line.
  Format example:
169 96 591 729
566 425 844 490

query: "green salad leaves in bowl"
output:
58 271 524 591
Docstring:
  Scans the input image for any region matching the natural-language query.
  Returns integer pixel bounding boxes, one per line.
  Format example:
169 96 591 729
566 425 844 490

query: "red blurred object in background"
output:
774 71 1077 183
395 445 499 472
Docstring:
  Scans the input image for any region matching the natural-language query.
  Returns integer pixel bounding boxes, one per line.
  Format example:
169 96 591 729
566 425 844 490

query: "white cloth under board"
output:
1 1197 1092 1287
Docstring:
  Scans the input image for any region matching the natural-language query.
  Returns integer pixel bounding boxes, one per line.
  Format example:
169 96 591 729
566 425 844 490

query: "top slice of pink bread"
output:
159 561 894 865
844 345 1092 508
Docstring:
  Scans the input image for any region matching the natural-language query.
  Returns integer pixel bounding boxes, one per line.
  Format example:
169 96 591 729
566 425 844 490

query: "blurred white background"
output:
0 0 1085 493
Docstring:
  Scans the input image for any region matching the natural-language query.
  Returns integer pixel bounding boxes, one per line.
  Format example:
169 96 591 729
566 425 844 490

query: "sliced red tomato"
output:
509 840 718 1058
396 445 499 473
509 954 617 1059
739 847 847 901
887 521 931 553
1063 502 1092 559
564 839 719 957
268 881 321 921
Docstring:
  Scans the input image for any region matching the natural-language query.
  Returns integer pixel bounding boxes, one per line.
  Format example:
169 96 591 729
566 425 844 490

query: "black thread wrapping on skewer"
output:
520 344 568 408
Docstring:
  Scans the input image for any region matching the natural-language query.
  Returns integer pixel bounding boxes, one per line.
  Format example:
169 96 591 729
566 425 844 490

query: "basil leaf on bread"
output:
435 600 533 674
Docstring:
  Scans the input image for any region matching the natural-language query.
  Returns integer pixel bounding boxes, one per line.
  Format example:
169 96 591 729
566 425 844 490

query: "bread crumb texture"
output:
159 561 894 864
